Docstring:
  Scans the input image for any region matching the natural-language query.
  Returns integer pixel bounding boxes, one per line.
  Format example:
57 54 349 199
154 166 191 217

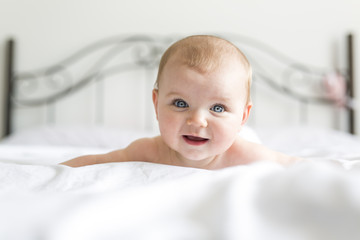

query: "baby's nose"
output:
186 110 208 128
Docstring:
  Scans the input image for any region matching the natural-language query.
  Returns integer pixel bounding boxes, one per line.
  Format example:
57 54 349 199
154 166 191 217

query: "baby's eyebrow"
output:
166 91 234 103
211 95 233 103
165 91 184 98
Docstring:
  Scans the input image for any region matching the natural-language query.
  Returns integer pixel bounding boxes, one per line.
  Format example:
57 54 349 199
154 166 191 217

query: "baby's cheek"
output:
158 115 180 149
159 112 174 126
215 120 239 140
158 114 179 136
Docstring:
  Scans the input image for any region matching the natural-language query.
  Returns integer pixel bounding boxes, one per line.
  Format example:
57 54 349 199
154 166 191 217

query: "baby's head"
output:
155 35 252 105
152 35 253 164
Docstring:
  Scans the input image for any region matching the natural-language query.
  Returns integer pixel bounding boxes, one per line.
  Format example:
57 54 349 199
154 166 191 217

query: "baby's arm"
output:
260 146 302 165
60 137 158 167
237 138 301 166
264 146 302 165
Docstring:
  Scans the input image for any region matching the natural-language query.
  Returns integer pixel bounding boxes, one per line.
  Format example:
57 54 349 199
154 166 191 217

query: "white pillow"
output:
2 125 261 148
1 126 158 148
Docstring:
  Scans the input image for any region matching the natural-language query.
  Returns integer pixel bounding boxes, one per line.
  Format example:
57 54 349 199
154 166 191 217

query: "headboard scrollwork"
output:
3 34 355 136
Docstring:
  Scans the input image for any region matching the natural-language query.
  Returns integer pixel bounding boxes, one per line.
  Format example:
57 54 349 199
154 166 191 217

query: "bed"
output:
1 34 360 240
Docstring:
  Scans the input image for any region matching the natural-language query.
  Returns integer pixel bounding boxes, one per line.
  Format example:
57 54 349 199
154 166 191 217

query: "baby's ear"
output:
152 89 159 120
240 102 252 129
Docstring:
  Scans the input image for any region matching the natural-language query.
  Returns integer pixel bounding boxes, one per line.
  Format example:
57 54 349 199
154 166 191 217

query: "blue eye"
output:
211 104 225 113
173 99 188 108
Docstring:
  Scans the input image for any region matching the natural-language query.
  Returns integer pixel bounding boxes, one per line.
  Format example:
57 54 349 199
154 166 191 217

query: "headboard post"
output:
347 34 355 134
3 39 14 137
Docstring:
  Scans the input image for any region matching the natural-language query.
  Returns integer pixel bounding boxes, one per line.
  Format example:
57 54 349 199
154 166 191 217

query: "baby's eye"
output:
173 99 189 108
210 104 225 113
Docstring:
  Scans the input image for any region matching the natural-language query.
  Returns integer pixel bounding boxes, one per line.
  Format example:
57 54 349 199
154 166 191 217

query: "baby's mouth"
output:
183 135 209 145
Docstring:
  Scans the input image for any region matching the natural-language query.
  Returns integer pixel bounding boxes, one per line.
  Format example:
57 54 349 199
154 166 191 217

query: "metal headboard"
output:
3 34 355 137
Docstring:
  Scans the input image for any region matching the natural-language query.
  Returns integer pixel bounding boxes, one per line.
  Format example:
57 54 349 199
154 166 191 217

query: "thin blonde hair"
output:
155 35 252 104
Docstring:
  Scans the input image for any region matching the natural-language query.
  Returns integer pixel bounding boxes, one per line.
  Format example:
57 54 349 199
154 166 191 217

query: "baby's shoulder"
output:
125 136 160 162
225 136 273 165
128 136 159 147
230 136 298 165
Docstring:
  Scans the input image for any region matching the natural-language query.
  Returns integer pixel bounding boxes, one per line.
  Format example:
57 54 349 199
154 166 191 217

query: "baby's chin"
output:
174 149 219 164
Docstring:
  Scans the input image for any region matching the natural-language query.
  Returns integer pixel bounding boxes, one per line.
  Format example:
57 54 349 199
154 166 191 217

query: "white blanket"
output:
1 126 360 240
1 157 360 240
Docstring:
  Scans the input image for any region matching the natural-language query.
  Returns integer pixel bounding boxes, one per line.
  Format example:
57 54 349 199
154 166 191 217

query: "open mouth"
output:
183 135 209 146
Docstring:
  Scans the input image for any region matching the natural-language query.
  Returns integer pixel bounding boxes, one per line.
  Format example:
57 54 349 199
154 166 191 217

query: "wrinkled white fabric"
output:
1 126 360 240
1 160 360 240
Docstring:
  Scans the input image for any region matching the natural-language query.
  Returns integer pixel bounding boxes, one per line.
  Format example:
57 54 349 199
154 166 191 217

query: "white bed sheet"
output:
1 126 360 240
1 125 261 148
257 126 360 163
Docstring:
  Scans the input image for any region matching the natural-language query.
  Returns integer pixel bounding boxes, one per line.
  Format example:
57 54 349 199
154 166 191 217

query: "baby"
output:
61 35 298 169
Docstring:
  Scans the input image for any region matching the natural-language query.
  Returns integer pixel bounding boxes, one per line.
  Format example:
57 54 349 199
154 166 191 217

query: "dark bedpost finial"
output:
4 38 14 137
347 33 355 134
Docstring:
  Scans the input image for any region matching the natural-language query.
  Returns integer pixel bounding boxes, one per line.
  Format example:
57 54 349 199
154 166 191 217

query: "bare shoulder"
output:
121 136 160 163
230 136 300 165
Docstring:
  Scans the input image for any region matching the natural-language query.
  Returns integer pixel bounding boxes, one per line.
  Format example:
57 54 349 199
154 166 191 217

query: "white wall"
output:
1 0 359 135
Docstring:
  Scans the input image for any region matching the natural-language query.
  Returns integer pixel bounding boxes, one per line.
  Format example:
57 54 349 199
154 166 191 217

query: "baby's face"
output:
153 58 251 163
